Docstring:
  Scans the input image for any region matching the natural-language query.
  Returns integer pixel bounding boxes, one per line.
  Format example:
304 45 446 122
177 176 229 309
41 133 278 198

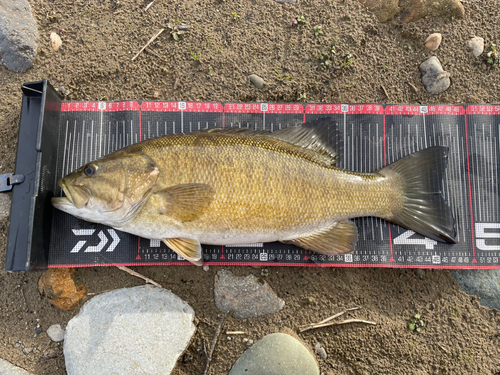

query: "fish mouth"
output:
53 179 91 209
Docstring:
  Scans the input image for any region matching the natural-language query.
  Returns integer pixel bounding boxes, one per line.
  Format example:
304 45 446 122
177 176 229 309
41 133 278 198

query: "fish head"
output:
52 151 160 226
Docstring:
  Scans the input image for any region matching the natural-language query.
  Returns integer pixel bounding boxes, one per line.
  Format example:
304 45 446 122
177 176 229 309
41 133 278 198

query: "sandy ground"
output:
1 0 500 374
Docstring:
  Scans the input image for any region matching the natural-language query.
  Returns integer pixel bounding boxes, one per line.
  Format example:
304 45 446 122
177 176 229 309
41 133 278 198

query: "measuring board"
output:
5 81 500 271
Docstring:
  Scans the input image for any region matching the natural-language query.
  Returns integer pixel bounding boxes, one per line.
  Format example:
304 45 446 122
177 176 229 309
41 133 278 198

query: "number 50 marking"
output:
475 223 500 251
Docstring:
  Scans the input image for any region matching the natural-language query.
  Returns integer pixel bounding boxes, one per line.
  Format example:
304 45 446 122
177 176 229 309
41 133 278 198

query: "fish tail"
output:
379 146 456 243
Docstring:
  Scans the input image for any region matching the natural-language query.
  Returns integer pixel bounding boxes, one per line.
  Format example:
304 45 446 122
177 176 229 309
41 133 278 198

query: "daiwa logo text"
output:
70 229 121 253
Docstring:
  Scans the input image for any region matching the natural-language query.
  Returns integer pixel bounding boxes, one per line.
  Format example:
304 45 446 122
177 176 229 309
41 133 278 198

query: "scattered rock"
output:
246 339 254 348
424 33 442 51
0 193 11 221
358 0 400 23
248 74 265 89
273 0 297 3
42 348 61 360
468 37 484 57
47 324 65 342
203 265 210 272
64 285 196 375
401 0 465 23
419 56 450 95
415 268 426 280
0 0 39 72
22 347 33 355
50 32 62 51
0 357 33 374
314 343 328 360
229 333 319 375
452 270 500 309
214 269 285 319
38 268 87 310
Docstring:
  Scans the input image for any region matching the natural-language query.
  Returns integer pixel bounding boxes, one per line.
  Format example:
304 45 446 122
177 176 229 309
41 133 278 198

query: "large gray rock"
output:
64 286 196 375
214 269 285 319
0 357 33 375
0 0 39 72
452 269 500 309
229 333 319 375
419 56 450 95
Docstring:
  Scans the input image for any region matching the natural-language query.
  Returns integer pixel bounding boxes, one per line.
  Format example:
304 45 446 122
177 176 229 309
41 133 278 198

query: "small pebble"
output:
248 74 265 89
424 33 442 51
46 324 65 342
227 336 232 341
35 327 42 335
23 347 33 355
468 37 484 57
203 265 209 272
50 32 62 51
14 342 21 348
246 339 254 347
314 342 328 360
179 23 189 31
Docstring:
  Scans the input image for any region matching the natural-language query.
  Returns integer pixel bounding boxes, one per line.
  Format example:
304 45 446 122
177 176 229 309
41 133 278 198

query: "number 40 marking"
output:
393 230 438 250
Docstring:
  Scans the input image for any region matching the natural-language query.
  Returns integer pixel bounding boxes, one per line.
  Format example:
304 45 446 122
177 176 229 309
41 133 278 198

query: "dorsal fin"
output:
191 117 342 166
270 118 341 165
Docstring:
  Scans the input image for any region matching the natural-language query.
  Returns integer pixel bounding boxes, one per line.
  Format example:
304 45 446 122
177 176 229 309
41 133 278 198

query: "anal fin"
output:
282 220 357 255
163 238 204 266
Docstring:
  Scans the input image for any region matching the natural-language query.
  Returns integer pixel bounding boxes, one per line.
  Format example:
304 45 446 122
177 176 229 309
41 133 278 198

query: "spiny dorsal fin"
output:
270 118 341 166
191 117 341 166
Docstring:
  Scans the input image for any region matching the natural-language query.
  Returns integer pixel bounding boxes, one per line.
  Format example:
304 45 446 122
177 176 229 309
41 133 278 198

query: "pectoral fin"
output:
155 183 215 222
163 238 204 266
282 220 357 255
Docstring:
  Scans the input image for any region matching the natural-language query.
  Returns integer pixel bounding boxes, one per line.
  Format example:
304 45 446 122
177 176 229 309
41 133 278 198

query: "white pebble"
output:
468 37 484 57
47 324 65 342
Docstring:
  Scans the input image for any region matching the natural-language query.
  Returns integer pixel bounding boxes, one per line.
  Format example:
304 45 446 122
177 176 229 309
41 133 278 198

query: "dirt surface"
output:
1 0 500 374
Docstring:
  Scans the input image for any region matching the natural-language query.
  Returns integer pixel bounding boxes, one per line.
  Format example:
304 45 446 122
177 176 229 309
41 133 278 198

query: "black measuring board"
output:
7 83 499 270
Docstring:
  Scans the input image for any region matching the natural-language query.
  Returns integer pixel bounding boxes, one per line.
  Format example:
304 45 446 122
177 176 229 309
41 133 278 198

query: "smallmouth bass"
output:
52 118 456 265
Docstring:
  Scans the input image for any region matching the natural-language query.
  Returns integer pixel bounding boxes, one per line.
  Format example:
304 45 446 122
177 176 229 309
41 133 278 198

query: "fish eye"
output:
84 164 97 176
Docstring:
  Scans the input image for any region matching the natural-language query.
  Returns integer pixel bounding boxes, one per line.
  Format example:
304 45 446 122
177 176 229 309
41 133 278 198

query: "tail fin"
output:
379 146 456 243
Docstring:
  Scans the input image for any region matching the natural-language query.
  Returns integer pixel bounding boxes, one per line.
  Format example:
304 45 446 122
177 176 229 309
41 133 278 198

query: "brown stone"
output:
424 33 442 51
401 0 465 23
38 268 87 310
359 0 400 23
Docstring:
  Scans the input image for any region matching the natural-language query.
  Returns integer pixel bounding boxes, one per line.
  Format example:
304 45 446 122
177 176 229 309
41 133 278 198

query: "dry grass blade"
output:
226 331 247 335
298 306 375 333
204 311 232 375
117 266 162 288
132 28 165 61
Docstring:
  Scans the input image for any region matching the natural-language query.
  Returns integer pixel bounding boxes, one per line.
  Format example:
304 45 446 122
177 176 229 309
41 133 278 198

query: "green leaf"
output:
416 327 421 333
414 314 420 319
409 323 415 331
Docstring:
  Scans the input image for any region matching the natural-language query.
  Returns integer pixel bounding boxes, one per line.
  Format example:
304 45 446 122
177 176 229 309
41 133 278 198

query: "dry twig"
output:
226 331 247 335
298 306 376 333
117 266 162 288
173 72 181 90
132 29 165 61
145 48 166 62
144 1 155 11
204 311 232 375
381 85 390 99
407 81 419 93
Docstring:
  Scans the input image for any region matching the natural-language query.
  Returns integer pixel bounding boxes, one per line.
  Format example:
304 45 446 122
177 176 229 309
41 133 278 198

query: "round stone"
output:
229 333 319 375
